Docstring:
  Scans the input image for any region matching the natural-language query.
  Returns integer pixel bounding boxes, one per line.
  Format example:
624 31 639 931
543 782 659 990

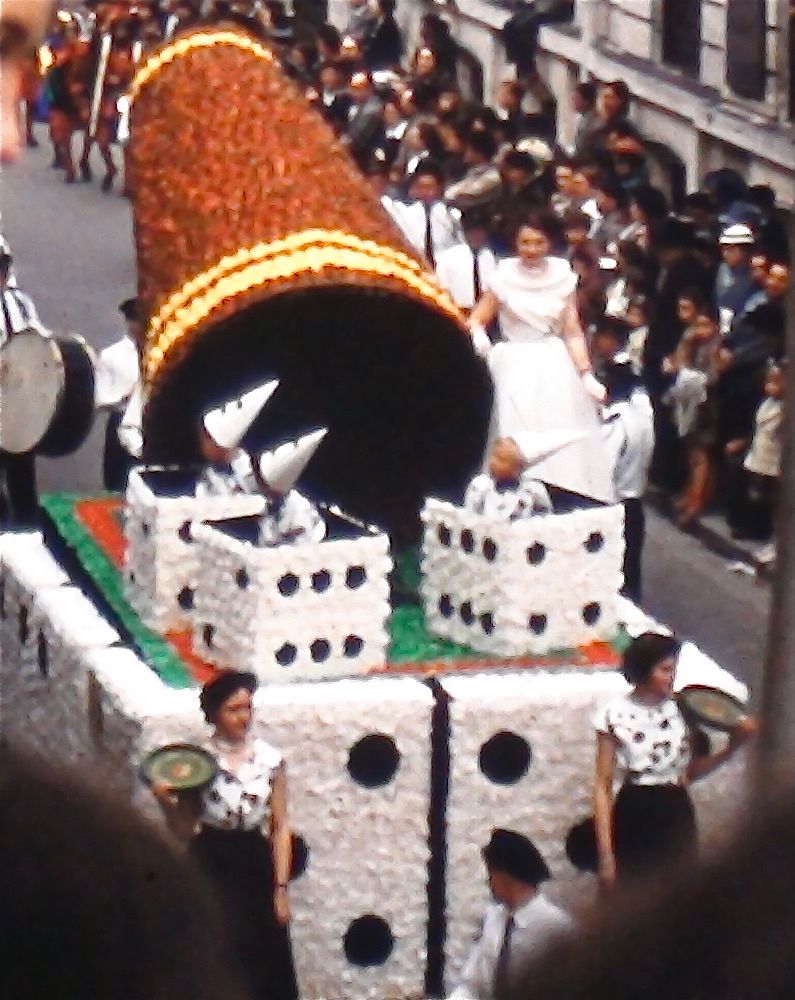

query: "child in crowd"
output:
624 295 649 376
664 306 723 526
741 361 785 559
590 315 632 379
464 437 553 520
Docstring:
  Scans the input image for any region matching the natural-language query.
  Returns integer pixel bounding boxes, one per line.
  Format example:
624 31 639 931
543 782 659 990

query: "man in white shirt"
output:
95 298 145 490
383 160 464 268
449 829 573 1000
434 209 497 313
601 356 654 604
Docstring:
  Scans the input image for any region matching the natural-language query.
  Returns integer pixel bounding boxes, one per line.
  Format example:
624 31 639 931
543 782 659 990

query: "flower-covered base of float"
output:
0 518 750 1000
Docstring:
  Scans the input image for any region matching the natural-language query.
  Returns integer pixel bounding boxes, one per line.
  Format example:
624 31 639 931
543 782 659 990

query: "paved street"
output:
1 124 772 693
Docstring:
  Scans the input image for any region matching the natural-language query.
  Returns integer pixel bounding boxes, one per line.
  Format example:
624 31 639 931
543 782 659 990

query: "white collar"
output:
507 890 544 929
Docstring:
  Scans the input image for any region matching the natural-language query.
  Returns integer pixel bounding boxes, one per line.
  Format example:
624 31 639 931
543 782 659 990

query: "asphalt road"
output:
1 125 772 693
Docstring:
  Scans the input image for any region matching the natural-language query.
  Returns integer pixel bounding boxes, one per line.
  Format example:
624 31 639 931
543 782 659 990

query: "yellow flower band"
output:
143 235 465 384
129 31 274 103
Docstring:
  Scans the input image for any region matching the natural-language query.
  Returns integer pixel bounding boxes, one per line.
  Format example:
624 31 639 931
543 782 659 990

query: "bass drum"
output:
0 329 96 457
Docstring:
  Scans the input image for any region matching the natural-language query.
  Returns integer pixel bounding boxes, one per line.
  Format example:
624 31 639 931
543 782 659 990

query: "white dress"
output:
486 256 614 503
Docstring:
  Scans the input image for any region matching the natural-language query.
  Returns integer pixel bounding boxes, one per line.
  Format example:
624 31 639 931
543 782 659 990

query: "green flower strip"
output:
40 493 195 689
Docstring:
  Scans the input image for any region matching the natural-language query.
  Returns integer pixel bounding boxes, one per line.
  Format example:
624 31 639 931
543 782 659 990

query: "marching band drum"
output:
0 328 97 457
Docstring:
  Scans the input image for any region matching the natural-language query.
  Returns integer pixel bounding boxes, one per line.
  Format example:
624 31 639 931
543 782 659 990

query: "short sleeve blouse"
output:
593 695 691 786
200 738 283 832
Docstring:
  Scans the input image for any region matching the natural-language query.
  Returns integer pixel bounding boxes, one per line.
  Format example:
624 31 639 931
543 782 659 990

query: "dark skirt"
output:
191 827 298 1000
614 783 697 882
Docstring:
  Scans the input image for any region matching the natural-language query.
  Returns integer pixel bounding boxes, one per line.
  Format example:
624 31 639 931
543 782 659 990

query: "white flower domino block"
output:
439 669 627 994
420 499 625 656
256 678 433 1000
191 516 392 682
123 467 265 632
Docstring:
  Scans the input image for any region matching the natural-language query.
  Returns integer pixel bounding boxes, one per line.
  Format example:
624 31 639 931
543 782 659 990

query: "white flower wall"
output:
439 668 627 993
124 466 264 631
191 518 392 682
421 500 625 657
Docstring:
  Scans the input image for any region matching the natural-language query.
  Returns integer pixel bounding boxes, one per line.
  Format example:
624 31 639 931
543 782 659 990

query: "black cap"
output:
118 297 141 321
482 829 551 885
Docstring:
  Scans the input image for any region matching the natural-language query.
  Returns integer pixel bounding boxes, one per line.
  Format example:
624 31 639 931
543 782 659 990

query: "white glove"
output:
469 322 492 359
581 371 607 404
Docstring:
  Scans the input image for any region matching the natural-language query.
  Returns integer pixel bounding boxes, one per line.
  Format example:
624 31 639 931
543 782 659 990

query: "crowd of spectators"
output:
258 0 787 557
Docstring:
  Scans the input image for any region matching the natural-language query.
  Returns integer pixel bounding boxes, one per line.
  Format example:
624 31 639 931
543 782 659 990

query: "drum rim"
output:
0 328 65 454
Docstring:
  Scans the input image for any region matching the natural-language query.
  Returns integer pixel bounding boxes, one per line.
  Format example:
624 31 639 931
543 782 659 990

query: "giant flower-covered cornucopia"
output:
128 27 491 539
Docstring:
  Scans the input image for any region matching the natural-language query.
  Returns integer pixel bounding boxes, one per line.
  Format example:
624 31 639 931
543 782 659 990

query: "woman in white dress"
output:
468 216 615 502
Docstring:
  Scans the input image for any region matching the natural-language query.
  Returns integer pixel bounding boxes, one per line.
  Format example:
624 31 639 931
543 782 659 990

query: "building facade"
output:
331 0 795 206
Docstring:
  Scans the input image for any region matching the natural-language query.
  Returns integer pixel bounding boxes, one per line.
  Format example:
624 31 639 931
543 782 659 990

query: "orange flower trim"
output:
143 231 464 383
129 30 274 103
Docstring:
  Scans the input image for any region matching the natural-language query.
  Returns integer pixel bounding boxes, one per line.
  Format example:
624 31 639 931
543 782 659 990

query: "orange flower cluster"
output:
127 26 464 389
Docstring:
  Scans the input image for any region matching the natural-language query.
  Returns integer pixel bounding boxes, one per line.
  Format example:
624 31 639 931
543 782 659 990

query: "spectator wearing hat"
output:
435 208 497 314
448 829 573 1000
443 130 502 211
716 224 756 318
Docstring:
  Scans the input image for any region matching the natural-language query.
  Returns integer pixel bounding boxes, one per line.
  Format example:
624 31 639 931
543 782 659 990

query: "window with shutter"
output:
661 0 702 77
726 0 767 101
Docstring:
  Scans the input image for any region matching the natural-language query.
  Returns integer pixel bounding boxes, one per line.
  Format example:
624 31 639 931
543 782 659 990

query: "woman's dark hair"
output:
516 212 564 247
677 286 708 309
199 670 258 725
693 301 720 325
621 632 682 686
602 79 631 114
466 128 497 161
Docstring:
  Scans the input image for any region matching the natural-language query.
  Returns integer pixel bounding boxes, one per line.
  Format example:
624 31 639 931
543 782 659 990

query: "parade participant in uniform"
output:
0 251 39 344
45 19 91 182
94 297 145 490
0 251 42 526
448 829 573 1000
79 9 136 191
464 431 589 521
255 428 327 546
195 379 280 498
153 670 299 1000
593 633 757 890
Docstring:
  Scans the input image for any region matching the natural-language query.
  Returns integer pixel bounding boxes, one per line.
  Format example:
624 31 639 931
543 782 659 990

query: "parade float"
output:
0 26 751 1000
